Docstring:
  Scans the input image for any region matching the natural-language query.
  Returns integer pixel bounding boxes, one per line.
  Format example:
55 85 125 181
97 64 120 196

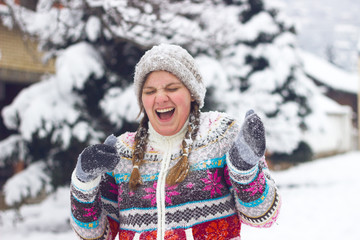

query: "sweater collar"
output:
148 118 189 150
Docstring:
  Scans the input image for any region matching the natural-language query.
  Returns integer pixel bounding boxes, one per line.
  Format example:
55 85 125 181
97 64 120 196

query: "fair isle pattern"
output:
71 182 100 203
109 155 227 184
191 155 227 171
71 215 110 240
237 189 281 227
102 200 119 223
70 111 281 239
235 182 270 208
112 172 159 183
71 212 100 229
119 208 158 232
165 195 236 228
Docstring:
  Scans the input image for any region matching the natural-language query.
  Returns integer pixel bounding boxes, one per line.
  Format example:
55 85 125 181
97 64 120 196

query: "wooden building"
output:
300 50 359 154
0 16 55 140
0 4 55 191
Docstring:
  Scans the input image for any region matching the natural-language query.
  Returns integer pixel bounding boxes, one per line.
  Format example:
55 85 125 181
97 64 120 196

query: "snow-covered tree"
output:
0 0 322 206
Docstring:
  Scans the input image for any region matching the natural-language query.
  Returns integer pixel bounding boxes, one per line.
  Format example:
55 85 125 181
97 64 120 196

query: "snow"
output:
56 42 105 94
100 85 140 129
3 162 51 206
3 0 84 47
1 42 107 205
239 12 279 41
299 50 359 94
195 45 326 154
196 55 231 97
0 187 74 239
1 151 359 239
85 16 101 42
1 42 104 142
313 93 351 114
1 0 341 157
271 0 360 73
2 77 77 141
242 151 360 240
0 135 24 167
0 0 356 214
303 93 353 155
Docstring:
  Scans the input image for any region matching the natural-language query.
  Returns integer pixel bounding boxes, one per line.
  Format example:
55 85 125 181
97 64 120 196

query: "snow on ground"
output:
243 151 360 240
1 151 360 240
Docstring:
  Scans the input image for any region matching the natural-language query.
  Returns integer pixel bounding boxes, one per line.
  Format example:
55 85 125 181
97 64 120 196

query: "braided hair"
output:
129 103 201 190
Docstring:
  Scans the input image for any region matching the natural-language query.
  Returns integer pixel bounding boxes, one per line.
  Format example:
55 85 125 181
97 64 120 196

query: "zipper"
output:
156 138 173 240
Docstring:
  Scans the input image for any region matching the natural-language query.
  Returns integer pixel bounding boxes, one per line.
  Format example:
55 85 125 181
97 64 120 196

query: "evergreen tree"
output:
0 0 320 206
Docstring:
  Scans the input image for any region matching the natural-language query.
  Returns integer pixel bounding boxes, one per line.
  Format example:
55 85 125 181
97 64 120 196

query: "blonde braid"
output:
129 115 149 190
166 103 200 186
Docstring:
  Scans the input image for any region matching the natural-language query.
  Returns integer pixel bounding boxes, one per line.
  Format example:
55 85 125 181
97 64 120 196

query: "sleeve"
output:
226 155 281 228
70 170 120 240
202 112 281 228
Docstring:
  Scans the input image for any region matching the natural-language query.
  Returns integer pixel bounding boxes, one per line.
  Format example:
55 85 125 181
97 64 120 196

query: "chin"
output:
155 125 179 136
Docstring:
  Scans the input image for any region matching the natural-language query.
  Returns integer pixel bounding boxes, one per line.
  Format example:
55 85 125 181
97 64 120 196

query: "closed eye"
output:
166 87 179 92
143 90 156 95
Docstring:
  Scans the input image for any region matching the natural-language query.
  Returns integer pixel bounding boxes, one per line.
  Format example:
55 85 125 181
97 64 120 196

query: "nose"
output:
155 90 169 104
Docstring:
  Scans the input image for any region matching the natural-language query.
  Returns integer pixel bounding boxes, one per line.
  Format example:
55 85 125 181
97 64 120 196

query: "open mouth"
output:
156 107 175 120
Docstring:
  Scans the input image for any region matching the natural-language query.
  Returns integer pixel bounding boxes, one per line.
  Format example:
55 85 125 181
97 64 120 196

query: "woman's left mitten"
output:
229 110 266 170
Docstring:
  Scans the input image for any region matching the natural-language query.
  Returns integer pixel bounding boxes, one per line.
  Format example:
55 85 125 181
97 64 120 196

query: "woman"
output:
70 44 281 240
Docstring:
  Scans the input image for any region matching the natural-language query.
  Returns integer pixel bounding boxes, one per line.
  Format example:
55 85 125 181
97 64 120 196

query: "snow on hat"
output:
134 44 206 109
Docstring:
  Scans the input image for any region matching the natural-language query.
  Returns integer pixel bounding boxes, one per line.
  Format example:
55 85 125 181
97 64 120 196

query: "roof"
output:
299 50 358 94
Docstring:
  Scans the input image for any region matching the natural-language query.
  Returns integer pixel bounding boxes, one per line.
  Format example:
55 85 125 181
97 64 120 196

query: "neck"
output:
148 118 189 149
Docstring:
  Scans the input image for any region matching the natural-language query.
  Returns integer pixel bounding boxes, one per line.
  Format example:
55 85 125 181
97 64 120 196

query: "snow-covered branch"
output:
4 161 51 206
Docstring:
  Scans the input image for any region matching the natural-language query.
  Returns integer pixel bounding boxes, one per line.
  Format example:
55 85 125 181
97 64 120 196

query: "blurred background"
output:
0 0 359 239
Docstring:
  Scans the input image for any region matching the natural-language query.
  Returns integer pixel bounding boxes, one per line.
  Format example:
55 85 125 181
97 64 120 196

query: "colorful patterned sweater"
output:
70 111 281 240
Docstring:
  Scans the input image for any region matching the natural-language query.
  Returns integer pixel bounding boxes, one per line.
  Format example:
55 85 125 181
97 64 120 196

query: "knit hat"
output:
134 44 206 109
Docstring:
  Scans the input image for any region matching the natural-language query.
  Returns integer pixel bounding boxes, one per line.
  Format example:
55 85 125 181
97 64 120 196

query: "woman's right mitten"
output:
75 135 120 182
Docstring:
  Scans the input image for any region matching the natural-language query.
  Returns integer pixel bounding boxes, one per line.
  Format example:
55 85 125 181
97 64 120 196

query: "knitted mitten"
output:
229 110 266 170
75 134 120 182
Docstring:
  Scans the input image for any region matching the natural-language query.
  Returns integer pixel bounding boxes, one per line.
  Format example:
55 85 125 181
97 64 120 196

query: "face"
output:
142 71 194 136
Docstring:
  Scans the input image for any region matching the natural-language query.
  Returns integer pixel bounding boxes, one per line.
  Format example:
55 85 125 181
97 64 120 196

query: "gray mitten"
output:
229 110 266 170
75 134 120 182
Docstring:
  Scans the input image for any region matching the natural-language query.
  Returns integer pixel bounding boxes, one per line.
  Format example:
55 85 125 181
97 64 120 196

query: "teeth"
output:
156 108 174 113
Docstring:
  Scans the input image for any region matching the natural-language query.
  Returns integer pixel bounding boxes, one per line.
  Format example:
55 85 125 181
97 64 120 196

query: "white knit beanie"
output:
134 44 206 109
